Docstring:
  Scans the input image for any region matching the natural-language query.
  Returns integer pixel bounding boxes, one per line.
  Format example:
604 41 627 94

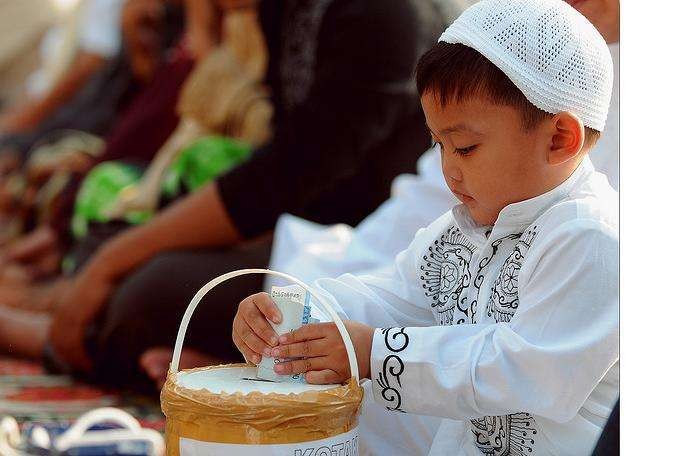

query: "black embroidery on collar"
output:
487 226 539 323
469 233 522 322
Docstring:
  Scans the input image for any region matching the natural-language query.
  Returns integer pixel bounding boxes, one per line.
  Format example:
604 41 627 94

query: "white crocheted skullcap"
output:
439 0 613 131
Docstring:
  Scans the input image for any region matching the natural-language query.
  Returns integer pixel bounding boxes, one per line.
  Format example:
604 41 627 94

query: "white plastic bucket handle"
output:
170 268 360 382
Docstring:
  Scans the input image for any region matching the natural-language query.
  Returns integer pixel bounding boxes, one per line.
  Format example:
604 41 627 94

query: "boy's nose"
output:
446 164 463 183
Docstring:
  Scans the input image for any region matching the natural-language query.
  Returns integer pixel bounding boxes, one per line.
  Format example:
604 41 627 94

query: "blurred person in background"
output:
0 0 265 284
0 0 187 167
0 0 126 141
0 0 57 111
0 0 447 398
0 0 238 281
0 0 186 273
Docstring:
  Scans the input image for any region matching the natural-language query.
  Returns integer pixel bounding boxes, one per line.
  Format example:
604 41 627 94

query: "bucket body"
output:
162 364 362 455
162 269 363 455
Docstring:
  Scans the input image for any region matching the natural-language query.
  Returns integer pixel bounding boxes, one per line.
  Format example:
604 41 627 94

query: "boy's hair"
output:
416 42 600 148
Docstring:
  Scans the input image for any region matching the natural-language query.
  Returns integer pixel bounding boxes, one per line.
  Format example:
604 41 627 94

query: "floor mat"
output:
0 356 164 431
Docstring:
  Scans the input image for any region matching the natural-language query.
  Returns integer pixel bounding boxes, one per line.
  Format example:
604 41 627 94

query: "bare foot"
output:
0 253 63 285
0 151 20 176
139 347 221 390
0 278 69 312
0 226 62 281
0 226 58 264
0 263 32 286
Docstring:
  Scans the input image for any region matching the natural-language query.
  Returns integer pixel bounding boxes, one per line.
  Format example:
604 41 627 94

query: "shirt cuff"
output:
370 327 411 413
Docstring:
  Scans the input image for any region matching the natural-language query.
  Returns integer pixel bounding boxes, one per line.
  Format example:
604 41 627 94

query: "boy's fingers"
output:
273 356 327 375
271 339 325 359
232 328 249 361
235 318 269 357
242 330 270 358
279 322 333 344
252 292 282 324
231 317 262 364
305 369 344 385
233 329 261 364
243 306 279 347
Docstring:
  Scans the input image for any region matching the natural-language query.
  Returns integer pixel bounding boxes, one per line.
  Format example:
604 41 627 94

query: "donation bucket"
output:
161 269 363 456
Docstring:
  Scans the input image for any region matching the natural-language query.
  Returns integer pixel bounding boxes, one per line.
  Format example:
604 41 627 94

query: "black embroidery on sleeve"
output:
383 326 409 352
376 328 410 413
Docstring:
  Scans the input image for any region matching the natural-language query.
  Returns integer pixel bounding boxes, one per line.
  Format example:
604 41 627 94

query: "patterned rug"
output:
0 356 164 431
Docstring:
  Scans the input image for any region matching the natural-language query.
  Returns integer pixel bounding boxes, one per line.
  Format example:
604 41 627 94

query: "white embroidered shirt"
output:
314 157 619 455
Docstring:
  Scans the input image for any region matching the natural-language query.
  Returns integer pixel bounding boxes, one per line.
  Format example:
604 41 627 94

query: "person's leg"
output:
0 305 50 358
86 236 272 390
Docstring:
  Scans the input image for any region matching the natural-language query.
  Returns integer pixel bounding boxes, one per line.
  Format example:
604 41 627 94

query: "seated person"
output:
234 0 619 453
0 0 446 393
0 0 56 109
0 0 187 266
0 0 126 138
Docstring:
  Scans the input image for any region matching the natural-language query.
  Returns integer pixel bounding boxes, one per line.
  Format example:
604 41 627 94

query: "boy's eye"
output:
454 145 477 156
432 139 477 156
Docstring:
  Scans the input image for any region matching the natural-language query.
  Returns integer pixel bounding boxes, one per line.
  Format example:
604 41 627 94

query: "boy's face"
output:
422 92 554 226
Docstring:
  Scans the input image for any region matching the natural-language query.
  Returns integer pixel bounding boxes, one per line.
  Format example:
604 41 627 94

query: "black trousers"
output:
591 399 619 455
61 223 272 391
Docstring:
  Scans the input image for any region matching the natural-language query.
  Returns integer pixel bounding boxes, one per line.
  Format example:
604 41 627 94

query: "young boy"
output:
233 0 618 454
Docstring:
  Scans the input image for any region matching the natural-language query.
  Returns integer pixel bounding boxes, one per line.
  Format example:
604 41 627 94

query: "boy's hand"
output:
233 292 282 364
272 320 374 384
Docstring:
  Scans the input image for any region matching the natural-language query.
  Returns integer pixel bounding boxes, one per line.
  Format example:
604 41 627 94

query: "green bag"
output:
71 162 151 239
163 136 251 197
71 136 252 239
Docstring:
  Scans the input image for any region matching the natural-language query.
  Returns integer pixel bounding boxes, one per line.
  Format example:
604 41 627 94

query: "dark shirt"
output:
216 0 446 237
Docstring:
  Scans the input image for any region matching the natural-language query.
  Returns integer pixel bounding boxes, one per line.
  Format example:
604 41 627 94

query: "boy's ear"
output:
547 111 585 165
